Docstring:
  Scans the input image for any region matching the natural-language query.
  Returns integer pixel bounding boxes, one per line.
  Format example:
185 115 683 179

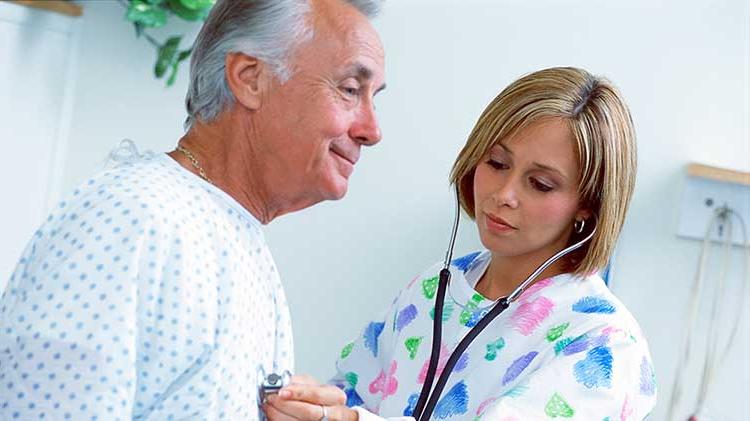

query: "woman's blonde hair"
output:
450 67 637 276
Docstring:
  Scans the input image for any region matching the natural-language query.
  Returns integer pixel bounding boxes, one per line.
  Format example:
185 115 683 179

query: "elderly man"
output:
0 0 384 419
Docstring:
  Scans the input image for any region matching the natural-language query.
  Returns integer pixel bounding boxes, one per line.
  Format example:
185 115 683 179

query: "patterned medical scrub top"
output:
0 153 294 420
334 251 657 420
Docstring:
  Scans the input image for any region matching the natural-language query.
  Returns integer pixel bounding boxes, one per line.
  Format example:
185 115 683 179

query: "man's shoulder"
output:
71 154 215 216
37 155 193 239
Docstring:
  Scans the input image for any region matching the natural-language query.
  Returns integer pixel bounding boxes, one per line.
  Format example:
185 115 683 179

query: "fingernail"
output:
279 390 291 398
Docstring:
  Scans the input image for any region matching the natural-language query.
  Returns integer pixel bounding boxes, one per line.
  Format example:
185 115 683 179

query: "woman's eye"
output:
530 178 554 192
486 159 508 170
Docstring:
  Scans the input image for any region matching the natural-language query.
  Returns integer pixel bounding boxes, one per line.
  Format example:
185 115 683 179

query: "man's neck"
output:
169 118 278 224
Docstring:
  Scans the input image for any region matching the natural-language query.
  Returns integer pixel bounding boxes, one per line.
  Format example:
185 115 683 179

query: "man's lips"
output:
330 145 359 166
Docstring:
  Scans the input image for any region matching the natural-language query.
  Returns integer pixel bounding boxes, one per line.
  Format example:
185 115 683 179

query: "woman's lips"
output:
484 212 517 233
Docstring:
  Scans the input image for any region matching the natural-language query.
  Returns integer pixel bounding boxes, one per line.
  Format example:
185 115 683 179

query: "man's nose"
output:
349 100 381 146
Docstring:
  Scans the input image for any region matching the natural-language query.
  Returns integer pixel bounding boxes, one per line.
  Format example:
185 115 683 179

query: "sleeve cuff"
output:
352 407 415 421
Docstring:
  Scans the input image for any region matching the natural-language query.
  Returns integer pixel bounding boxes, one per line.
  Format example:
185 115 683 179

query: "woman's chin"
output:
478 235 517 256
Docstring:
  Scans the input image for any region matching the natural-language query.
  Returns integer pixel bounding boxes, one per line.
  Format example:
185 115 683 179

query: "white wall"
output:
60 1 199 189
6 0 748 419
0 2 80 283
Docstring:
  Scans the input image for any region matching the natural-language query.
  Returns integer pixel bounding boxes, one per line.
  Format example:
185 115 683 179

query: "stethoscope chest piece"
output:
257 365 292 406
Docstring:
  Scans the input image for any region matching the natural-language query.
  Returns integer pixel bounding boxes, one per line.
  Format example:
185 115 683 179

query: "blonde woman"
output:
265 67 657 420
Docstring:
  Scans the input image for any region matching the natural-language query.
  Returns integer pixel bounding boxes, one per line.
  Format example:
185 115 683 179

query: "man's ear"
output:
225 52 270 111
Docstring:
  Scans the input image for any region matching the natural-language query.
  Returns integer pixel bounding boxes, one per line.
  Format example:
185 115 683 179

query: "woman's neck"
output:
475 252 568 301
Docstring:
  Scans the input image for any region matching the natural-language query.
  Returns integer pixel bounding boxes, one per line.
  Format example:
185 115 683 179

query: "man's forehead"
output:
328 18 384 63
331 28 385 82
305 0 385 85
312 0 384 57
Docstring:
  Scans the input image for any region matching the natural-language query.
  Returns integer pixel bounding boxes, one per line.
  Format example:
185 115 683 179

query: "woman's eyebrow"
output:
498 143 568 180
531 162 568 180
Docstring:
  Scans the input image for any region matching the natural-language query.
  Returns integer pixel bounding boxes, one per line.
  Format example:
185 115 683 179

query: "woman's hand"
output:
263 375 358 421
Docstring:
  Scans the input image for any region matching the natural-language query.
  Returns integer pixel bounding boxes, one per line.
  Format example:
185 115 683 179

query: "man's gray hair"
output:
184 0 383 130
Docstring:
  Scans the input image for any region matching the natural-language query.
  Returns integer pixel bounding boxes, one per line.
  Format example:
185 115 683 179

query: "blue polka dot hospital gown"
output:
0 153 294 419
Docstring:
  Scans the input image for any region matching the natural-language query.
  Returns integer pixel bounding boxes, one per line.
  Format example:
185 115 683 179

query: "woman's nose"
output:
492 178 520 209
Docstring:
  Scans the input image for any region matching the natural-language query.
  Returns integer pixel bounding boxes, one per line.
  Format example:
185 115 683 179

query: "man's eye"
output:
530 178 554 192
486 159 508 170
341 86 359 96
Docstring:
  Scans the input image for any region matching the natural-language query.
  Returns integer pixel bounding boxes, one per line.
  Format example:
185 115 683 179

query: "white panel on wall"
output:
0 3 80 290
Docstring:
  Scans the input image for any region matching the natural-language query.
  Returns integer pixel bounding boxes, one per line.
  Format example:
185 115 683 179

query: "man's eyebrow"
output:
350 63 386 95
353 63 372 80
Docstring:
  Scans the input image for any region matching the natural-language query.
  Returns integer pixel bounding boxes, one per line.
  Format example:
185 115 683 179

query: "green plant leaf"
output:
167 0 211 21
127 0 167 28
166 49 190 86
133 22 145 38
166 62 180 86
166 48 192 86
177 48 192 62
178 0 215 11
155 36 182 78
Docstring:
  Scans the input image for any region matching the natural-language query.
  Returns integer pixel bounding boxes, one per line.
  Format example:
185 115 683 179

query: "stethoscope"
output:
257 365 293 407
257 188 597 421
410 188 597 421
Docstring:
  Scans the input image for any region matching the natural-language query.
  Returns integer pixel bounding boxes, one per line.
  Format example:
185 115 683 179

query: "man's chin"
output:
321 177 349 201
328 183 349 201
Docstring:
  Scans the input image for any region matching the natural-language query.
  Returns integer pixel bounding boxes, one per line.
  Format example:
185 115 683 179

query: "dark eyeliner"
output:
530 178 553 192
486 159 506 170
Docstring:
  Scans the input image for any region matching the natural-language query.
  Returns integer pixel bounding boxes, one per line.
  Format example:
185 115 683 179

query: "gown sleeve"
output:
329 266 440 420
329 294 417 421
0 187 165 419
330 296 400 413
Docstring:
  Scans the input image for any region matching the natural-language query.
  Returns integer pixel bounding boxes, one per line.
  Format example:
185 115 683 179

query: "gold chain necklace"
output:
176 145 213 184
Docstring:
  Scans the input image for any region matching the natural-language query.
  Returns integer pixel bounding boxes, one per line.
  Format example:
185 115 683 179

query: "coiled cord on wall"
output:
666 206 749 420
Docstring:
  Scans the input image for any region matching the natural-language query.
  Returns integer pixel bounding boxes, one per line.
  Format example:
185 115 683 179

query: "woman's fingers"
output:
326 405 358 421
266 394 325 420
262 402 299 421
263 380 348 421
265 396 357 421
278 383 346 406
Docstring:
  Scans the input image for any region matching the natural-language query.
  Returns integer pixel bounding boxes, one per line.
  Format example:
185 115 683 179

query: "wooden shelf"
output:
687 163 750 186
4 0 82 17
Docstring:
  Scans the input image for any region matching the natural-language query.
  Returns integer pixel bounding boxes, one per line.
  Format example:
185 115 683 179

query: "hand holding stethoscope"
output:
260 370 355 421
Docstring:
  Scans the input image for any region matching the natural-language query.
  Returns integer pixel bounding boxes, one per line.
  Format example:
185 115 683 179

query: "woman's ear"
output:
574 208 593 223
225 52 271 111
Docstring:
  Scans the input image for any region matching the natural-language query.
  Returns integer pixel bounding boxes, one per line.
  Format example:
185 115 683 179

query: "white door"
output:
0 2 80 291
